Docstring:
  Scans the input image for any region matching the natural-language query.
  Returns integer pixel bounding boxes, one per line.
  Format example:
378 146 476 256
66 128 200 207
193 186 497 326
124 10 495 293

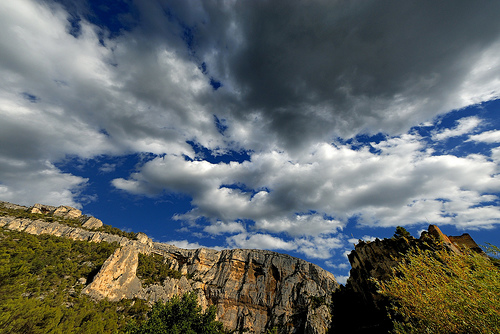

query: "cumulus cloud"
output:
0 158 87 208
334 275 350 286
163 239 225 251
348 236 378 245
432 117 482 140
183 0 500 149
225 233 343 259
2 0 500 260
203 221 246 235
469 130 500 143
114 124 500 232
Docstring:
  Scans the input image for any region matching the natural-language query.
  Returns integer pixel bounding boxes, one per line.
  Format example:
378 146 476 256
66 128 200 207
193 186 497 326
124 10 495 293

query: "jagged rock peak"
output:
334 224 485 333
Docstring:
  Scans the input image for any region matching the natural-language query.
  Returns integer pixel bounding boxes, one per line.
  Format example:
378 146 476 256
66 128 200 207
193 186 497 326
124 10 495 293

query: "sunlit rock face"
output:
137 246 338 334
0 201 338 334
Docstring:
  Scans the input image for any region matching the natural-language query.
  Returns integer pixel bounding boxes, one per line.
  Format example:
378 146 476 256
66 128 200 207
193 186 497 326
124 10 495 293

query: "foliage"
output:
483 243 500 268
393 226 411 239
309 295 326 309
266 327 279 334
376 246 500 334
97 224 138 240
126 292 225 334
136 253 182 285
0 227 149 333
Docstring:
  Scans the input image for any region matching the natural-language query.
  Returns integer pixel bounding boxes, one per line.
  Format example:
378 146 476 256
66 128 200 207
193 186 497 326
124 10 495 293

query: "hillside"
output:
0 201 337 334
2 200 499 333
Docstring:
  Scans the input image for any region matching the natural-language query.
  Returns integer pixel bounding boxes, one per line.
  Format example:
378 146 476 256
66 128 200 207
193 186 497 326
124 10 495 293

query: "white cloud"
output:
114 132 500 232
203 221 246 235
347 235 378 245
468 130 500 143
226 233 297 251
432 116 482 141
99 163 117 173
0 158 87 208
335 275 350 285
164 239 225 251
325 262 349 270
254 214 344 237
225 233 344 259
1 0 500 257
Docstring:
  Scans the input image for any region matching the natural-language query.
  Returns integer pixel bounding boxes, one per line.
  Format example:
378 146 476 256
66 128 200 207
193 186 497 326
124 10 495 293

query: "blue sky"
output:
1 0 500 284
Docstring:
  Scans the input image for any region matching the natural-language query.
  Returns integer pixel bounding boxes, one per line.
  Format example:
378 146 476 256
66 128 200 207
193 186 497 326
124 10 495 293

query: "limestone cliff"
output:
0 201 337 334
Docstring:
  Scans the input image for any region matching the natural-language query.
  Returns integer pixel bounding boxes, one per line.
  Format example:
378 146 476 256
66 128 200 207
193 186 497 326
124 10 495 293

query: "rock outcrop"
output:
0 201 337 334
330 225 486 334
82 245 142 301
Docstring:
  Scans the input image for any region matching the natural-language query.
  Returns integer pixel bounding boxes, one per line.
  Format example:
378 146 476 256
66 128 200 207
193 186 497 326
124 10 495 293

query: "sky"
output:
1 0 500 284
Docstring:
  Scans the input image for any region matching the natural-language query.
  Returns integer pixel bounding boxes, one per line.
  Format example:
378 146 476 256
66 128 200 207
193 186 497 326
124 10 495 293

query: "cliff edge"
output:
0 201 338 334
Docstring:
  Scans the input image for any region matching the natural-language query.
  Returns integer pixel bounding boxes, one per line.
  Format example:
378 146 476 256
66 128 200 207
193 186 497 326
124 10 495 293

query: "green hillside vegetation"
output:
376 244 500 333
126 292 225 334
0 227 149 333
3 204 500 334
136 253 183 285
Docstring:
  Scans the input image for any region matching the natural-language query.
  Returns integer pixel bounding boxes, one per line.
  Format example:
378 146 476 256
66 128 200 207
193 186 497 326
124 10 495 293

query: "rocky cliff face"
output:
347 224 485 307
0 202 338 334
330 225 486 334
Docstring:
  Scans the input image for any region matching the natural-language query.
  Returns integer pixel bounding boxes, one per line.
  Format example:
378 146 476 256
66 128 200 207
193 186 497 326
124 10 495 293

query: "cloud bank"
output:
1 0 500 259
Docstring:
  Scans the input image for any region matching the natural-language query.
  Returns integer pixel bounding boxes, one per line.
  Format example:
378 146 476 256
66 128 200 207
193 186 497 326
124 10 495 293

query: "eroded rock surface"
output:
0 202 338 334
82 245 142 300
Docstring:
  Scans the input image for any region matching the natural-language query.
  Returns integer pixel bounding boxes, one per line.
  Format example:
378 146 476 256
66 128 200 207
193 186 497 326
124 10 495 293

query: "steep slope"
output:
0 201 338 334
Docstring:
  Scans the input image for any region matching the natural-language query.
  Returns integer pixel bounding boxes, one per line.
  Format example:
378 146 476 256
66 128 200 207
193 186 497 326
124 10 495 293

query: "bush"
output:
376 246 500 333
393 226 411 239
0 228 148 333
136 253 182 285
126 292 225 334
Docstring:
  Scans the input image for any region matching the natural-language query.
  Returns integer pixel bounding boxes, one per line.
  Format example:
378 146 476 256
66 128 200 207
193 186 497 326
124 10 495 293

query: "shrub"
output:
393 226 411 239
126 292 225 334
136 253 182 285
376 246 500 333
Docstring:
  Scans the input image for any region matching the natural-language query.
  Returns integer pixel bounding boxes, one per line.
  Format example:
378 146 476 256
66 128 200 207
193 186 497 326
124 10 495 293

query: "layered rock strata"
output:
0 202 337 334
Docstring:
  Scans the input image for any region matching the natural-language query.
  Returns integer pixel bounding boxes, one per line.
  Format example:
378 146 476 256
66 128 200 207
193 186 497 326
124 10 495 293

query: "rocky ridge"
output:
0 201 338 334
330 224 486 333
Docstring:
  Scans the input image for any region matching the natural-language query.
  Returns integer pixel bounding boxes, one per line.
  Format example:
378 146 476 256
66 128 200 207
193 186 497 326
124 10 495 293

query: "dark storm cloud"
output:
176 0 500 147
2 0 500 241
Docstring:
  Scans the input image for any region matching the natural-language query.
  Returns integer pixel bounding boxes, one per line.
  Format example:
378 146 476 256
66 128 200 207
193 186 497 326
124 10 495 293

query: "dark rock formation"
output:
331 225 485 333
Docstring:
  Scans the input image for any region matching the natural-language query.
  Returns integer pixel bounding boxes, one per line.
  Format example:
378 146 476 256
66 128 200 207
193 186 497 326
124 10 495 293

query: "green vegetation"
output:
126 292 225 334
0 227 149 333
0 204 56 223
376 246 500 333
1 205 233 333
136 253 182 285
96 224 138 240
309 295 326 309
393 226 411 239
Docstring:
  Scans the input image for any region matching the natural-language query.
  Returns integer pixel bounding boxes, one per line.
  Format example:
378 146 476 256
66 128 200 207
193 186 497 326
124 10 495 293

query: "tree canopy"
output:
126 292 225 334
376 246 500 333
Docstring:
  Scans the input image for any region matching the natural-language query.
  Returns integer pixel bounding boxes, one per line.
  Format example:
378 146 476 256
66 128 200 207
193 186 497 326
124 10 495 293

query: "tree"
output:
376 246 500 333
126 292 225 334
393 226 411 239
